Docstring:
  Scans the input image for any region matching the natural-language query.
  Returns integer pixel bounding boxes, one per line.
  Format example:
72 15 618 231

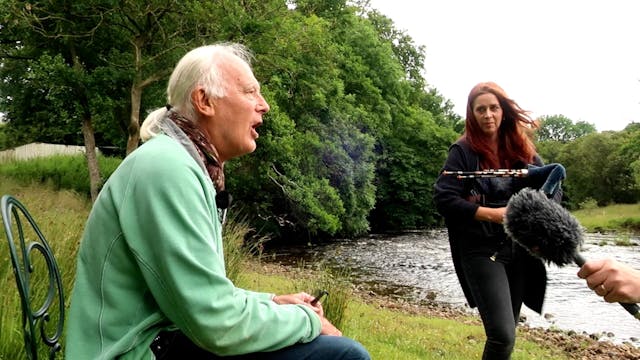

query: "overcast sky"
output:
368 0 640 131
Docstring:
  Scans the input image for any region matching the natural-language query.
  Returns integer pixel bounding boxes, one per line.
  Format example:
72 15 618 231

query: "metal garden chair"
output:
1 194 64 359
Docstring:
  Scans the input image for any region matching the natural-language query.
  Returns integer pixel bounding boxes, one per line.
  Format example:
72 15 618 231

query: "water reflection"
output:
265 230 640 345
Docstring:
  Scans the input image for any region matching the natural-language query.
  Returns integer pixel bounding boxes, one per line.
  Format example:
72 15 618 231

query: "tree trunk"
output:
82 117 101 202
69 42 101 202
126 82 142 155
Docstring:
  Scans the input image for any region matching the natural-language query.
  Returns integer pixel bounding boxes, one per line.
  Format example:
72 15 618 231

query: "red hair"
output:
462 82 537 169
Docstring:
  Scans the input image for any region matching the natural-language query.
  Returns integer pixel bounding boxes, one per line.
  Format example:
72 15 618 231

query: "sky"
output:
368 0 640 131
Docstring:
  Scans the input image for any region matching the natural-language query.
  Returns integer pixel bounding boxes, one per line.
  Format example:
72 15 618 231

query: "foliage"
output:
535 140 565 164
578 198 598 210
555 131 639 208
222 2 459 239
619 126 640 192
0 123 8 150
537 114 596 142
296 262 353 330
370 109 457 230
6 0 640 245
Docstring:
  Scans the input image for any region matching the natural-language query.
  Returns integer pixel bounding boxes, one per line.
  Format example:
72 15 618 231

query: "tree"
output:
537 114 596 142
558 132 638 207
1 0 463 241
103 1 214 155
0 0 212 199
0 1 113 201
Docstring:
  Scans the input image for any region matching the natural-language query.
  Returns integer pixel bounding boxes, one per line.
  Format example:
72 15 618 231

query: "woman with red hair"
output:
434 82 548 359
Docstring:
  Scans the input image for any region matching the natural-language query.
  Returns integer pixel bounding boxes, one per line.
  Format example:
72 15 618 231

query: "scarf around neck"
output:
167 110 225 192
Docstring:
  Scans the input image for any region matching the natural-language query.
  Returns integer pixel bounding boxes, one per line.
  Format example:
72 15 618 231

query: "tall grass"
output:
298 262 352 329
222 210 269 284
0 155 121 198
0 177 90 359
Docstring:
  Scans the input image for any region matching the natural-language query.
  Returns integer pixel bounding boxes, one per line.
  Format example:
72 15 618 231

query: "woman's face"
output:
472 93 503 139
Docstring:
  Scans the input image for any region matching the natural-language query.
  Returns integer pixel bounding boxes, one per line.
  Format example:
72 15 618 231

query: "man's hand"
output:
272 291 340 335
578 258 640 303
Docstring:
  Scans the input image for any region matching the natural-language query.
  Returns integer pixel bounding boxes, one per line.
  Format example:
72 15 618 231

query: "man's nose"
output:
258 95 270 113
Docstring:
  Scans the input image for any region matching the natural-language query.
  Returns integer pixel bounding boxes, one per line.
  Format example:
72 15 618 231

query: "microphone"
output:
504 188 640 320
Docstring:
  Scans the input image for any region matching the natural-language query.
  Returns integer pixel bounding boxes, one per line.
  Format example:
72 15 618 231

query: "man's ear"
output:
191 87 216 117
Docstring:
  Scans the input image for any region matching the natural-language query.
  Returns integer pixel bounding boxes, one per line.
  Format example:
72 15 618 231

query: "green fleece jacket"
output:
65 134 321 359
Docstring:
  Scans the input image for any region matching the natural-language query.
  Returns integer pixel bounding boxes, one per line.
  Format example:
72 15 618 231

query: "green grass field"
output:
573 203 640 235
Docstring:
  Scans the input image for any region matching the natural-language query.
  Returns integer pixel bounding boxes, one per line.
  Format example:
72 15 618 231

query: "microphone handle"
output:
574 253 640 320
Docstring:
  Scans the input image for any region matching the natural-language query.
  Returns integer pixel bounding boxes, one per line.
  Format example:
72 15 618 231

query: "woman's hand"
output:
475 206 506 223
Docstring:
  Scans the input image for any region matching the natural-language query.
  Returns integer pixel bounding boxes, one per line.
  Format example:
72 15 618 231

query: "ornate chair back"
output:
1 195 64 359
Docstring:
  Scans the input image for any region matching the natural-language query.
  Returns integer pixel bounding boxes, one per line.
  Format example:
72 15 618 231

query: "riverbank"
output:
253 261 640 360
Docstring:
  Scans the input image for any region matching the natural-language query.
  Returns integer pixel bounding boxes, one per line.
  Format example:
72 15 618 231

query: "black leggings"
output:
461 242 526 360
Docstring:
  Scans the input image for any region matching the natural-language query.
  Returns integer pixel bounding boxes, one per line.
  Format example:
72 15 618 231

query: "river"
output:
264 229 640 346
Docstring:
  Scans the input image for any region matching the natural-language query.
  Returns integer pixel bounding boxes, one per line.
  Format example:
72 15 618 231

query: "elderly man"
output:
66 43 370 360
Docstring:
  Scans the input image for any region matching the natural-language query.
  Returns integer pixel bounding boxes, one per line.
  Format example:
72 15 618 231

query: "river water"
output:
264 229 640 345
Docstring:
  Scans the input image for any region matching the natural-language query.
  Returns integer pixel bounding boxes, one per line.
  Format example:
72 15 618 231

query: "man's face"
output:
206 56 270 162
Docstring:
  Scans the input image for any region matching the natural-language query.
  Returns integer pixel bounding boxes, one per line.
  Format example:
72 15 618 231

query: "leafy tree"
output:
535 140 566 164
537 114 596 142
227 3 379 239
0 1 114 200
558 132 638 207
370 108 457 230
0 0 213 199
617 126 640 195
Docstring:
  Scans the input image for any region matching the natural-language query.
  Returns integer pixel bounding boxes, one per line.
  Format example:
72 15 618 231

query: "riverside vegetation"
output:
2 161 640 359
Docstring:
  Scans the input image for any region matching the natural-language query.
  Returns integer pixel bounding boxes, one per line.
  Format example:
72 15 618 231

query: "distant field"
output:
572 203 640 234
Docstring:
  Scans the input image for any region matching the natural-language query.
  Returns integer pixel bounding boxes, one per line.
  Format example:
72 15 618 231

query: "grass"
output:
0 177 90 360
237 262 572 359
572 203 640 234
0 177 599 359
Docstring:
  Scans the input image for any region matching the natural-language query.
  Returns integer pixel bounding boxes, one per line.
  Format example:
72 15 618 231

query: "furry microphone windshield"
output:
504 187 583 266
504 187 640 320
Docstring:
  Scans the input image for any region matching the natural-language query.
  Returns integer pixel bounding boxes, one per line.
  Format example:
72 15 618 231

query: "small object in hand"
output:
310 290 328 306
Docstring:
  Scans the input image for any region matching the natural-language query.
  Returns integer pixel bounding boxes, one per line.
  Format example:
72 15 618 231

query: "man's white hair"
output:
140 43 254 141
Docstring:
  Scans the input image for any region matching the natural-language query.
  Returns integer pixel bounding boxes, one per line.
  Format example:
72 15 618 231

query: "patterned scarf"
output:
168 110 225 192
